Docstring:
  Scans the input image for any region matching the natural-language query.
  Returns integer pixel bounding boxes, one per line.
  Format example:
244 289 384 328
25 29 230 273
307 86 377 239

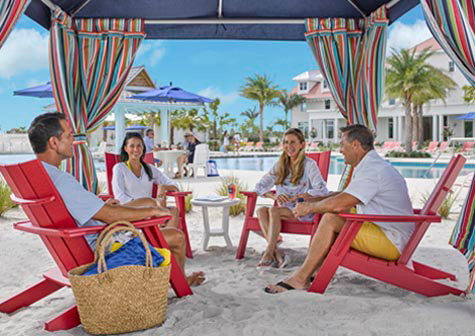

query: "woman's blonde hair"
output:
275 128 306 185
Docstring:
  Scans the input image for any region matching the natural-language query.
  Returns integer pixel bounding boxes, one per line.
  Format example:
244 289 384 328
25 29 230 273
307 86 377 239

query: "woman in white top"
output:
255 128 329 268
112 132 180 228
223 130 229 153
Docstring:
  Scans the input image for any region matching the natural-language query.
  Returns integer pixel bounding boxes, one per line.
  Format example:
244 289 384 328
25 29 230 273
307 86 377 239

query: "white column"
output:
438 114 444 142
114 106 126 153
160 108 169 147
397 116 403 142
432 115 437 141
333 118 338 143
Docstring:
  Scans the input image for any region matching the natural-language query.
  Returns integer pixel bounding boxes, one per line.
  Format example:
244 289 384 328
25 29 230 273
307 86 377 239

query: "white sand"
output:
0 169 474 335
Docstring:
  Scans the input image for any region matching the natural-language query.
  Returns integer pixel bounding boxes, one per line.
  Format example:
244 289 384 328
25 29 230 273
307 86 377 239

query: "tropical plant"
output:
0 179 16 216
419 187 460 219
240 107 259 126
215 176 247 216
273 118 288 131
386 47 437 153
462 85 475 103
274 90 306 129
240 74 280 143
202 98 221 141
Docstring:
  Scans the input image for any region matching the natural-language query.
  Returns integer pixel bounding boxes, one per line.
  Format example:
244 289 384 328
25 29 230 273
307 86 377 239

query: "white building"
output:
290 38 475 144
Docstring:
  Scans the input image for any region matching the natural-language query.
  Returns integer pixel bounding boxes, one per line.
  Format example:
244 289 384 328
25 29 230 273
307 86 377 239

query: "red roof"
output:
411 37 441 53
291 81 333 99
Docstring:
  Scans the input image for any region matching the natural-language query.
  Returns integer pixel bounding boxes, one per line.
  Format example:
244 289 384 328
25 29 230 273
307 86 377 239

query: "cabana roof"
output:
25 0 418 41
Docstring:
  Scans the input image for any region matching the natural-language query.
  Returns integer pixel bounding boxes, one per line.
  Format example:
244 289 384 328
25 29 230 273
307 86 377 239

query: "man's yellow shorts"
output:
350 208 400 261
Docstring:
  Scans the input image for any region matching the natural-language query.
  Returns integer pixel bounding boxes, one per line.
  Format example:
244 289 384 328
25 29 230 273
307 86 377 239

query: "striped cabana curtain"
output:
421 0 475 293
49 8 145 193
0 0 30 49
305 6 388 190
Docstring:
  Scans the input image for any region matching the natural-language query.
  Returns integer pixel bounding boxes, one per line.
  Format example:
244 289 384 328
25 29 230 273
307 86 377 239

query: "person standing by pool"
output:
254 128 329 268
222 130 229 153
112 132 180 226
233 132 241 155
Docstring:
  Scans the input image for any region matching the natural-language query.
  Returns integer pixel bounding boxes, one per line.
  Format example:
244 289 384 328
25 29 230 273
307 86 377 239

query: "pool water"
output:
213 155 475 179
0 154 473 179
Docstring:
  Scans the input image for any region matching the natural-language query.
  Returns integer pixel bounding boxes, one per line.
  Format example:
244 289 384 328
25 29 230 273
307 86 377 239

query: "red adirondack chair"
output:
236 150 332 259
103 152 193 258
308 154 467 297
0 159 192 331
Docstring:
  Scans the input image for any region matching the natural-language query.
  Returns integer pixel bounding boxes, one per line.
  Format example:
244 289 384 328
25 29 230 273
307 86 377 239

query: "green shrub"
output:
385 150 431 158
0 179 16 216
215 175 247 216
184 193 193 213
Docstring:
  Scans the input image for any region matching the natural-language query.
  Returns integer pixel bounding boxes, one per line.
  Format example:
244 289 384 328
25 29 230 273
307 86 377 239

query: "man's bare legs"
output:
257 206 296 266
161 227 205 286
265 212 346 293
175 154 188 178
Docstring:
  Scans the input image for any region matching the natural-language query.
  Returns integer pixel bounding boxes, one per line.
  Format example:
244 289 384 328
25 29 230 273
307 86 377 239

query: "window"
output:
449 61 455 72
326 120 334 139
388 117 394 139
323 80 328 89
388 98 396 106
300 102 307 112
298 122 309 136
324 99 331 109
465 121 473 137
299 82 307 91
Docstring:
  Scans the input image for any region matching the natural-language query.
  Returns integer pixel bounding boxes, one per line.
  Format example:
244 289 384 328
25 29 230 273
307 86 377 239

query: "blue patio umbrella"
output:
13 82 53 98
129 86 214 103
455 112 475 120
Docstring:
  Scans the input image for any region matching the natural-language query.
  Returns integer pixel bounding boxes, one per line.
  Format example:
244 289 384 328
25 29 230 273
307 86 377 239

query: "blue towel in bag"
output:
83 236 165 276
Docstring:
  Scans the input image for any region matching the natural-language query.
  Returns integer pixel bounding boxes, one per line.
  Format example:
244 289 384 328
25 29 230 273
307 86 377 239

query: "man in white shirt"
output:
265 124 414 293
28 113 204 286
143 129 163 167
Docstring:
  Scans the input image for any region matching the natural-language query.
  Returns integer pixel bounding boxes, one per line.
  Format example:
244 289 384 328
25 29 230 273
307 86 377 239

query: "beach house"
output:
290 38 474 145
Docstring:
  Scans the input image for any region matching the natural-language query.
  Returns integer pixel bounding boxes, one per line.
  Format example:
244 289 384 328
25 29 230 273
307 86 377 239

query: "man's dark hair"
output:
146 129 153 136
28 113 67 154
340 124 374 151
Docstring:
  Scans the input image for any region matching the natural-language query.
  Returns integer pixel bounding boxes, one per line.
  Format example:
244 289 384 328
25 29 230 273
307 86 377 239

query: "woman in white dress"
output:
255 128 329 268
112 132 180 228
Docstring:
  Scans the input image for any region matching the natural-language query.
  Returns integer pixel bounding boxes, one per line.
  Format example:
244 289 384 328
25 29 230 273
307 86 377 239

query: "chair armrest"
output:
98 194 113 201
338 213 441 223
11 194 56 206
241 191 257 198
167 191 192 197
13 216 172 238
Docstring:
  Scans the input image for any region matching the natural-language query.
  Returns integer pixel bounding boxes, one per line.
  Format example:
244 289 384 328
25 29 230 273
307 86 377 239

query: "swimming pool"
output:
0 154 473 179
213 155 475 179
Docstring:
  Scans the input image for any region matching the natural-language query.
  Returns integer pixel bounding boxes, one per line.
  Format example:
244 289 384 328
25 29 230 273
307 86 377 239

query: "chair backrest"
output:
105 152 121 195
255 142 263 149
462 142 474 152
306 150 331 182
383 141 392 149
399 154 466 264
105 152 157 197
193 144 210 165
0 160 94 276
245 142 254 149
428 141 438 151
439 141 448 151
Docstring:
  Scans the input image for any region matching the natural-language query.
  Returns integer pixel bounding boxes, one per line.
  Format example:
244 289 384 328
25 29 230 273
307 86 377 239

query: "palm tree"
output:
239 74 280 143
412 68 456 147
240 107 259 127
275 90 306 129
385 47 437 153
274 118 288 131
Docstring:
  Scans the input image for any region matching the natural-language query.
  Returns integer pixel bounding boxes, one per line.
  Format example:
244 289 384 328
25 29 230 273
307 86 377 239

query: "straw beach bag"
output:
68 221 170 335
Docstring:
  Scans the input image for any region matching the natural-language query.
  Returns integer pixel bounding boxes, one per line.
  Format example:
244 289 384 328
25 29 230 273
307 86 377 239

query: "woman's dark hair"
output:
120 132 153 180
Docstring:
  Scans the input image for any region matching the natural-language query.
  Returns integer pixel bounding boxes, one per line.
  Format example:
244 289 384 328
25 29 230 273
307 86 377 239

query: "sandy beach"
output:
0 169 474 335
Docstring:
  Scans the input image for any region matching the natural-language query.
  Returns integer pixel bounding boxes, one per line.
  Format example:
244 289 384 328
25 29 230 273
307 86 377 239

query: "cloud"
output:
198 87 239 104
0 28 49 78
387 20 432 55
136 40 165 66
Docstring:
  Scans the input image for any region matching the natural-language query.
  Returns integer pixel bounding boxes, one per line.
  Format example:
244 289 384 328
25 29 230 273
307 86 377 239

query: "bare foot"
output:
186 271 206 286
257 253 274 267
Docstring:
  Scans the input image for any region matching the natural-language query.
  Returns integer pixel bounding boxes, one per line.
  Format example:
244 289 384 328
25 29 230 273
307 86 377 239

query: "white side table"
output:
191 198 240 250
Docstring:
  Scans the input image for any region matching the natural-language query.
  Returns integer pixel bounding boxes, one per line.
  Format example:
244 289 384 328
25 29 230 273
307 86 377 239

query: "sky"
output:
0 5 433 133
